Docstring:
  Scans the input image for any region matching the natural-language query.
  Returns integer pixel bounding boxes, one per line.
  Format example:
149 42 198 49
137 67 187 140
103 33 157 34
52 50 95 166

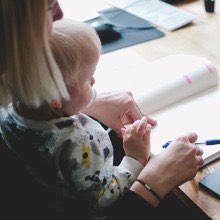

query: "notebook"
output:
132 54 220 167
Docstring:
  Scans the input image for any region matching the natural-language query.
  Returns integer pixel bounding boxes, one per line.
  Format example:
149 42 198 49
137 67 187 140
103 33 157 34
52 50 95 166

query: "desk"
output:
175 160 220 220
60 0 220 219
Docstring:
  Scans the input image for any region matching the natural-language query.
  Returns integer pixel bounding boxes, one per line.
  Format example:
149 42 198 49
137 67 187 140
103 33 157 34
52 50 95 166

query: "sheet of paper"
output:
149 89 220 166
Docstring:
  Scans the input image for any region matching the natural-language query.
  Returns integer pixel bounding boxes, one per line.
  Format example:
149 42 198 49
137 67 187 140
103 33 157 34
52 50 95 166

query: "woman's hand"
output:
82 90 157 136
132 132 204 202
121 116 152 166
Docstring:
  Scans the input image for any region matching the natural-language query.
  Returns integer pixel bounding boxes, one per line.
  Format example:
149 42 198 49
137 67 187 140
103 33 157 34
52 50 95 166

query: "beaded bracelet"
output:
136 179 162 202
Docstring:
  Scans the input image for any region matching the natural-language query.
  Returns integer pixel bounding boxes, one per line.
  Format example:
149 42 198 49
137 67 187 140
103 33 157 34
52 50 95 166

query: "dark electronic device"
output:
199 168 220 198
90 21 121 44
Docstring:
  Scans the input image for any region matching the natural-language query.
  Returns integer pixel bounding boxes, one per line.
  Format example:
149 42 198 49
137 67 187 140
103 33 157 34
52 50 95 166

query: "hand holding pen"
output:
162 139 220 148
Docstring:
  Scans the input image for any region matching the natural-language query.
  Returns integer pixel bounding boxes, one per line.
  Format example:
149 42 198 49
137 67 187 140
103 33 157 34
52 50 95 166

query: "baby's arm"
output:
121 116 152 166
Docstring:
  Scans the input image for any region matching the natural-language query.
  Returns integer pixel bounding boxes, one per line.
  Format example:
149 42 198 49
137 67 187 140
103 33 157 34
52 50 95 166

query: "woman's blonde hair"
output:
50 19 102 87
0 0 69 108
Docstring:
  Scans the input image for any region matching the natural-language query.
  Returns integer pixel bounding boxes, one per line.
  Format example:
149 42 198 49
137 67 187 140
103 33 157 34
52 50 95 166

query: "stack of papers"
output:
105 0 196 31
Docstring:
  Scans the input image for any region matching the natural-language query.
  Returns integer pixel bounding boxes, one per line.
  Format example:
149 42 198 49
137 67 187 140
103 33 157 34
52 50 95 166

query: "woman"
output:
0 1 204 219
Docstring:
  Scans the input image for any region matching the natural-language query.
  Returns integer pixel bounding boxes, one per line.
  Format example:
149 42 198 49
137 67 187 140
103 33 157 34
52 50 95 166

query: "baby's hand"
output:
121 116 152 166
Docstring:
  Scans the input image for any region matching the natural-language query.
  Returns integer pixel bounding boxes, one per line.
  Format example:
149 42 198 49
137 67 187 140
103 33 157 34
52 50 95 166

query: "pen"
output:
162 139 220 148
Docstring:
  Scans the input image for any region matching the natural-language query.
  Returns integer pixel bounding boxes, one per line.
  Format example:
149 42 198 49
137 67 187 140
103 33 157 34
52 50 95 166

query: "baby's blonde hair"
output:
50 19 102 87
0 0 69 107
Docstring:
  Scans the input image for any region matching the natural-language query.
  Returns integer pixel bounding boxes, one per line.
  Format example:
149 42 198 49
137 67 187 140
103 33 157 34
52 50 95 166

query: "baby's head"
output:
50 19 101 87
50 20 102 115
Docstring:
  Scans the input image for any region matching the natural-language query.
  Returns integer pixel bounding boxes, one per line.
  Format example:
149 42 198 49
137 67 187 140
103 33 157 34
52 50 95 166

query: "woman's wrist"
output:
130 181 161 207
138 175 171 201
136 179 162 202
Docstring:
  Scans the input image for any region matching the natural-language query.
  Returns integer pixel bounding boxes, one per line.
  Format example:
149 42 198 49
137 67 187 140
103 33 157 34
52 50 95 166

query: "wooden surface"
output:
175 160 220 220
60 0 220 219
130 0 220 72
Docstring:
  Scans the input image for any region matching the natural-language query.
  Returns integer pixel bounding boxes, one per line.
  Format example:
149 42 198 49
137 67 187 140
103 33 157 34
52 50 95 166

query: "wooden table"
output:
60 0 220 219
174 160 220 220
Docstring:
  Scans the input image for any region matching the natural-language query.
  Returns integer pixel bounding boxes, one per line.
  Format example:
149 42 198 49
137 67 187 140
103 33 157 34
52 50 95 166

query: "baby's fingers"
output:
137 116 150 134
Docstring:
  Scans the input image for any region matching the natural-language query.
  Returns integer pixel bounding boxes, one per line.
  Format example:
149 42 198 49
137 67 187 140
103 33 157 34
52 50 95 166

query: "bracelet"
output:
136 179 162 202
